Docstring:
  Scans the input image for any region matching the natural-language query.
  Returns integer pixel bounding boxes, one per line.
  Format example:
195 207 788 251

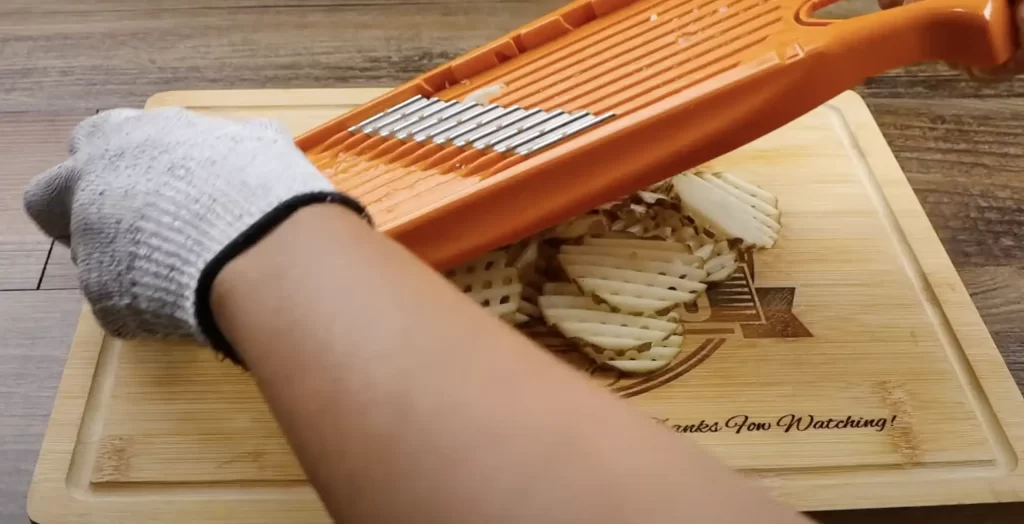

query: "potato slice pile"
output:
446 251 524 324
537 287 683 373
672 172 782 249
448 170 780 374
559 238 707 315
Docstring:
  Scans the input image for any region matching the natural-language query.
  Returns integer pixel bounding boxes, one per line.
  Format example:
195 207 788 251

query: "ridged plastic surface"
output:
299 0 1012 269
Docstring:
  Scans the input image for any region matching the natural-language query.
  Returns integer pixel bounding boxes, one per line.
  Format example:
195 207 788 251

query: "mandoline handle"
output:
795 0 1015 71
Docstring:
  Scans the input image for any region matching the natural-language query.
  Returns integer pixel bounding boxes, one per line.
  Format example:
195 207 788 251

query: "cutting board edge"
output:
26 88 1024 523
829 90 1024 468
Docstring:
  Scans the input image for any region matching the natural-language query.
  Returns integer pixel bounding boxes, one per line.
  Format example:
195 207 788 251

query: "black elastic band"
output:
194 191 371 368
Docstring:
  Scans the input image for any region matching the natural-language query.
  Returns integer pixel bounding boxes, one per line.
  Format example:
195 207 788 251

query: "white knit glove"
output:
23 107 369 363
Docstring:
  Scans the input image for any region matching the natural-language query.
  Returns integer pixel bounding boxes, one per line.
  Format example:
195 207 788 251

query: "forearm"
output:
211 204 810 524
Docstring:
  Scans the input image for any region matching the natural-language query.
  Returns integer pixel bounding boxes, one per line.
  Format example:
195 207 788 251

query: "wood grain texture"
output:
0 113 89 290
862 64 1024 100
39 243 77 291
864 98 1024 269
26 90 1024 523
960 266 1024 382
0 290 82 524
0 1 564 112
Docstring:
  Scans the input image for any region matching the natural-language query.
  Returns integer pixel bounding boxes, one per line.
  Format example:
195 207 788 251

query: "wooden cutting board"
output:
28 89 1024 523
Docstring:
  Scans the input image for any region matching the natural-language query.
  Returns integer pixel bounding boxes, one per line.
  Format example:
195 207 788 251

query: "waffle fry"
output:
448 257 523 322
607 360 672 373
672 172 781 249
557 253 707 281
574 278 695 305
560 245 703 266
541 308 681 335
582 237 690 252
445 250 509 279
719 172 778 207
562 265 707 294
450 171 780 375
538 295 608 311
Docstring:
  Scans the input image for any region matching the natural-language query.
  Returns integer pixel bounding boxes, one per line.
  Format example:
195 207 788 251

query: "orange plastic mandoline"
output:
296 0 1014 270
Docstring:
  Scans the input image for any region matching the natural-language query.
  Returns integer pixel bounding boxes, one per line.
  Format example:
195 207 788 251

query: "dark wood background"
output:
2 0 1024 522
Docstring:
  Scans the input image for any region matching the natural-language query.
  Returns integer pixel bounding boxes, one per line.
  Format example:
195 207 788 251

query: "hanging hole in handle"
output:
800 0 885 23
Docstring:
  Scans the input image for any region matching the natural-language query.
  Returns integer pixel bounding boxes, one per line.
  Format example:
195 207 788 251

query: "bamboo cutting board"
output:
28 89 1024 523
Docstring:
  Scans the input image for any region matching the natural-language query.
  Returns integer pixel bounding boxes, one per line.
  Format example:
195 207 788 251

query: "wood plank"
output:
861 64 1024 100
960 266 1024 385
39 243 77 291
864 98 1024 269
0 112 91 290
0 290 82 524
0 1 564 112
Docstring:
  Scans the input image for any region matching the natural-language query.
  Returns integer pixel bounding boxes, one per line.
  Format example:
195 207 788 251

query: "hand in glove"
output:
23 107 368 363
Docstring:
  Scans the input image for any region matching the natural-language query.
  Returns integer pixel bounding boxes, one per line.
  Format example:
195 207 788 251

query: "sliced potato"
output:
574 277 696 303
563 264 706 294
700 173 780 222
565 337 683 362
555 321 671 343
549 214 607 239
586 345 681 361
517 301 541 318
636 190 671 204
558 253 708 281
511 238 539 271
510 312 531 325
719 172 778 207
560 244 703 266
607 360 672 373
464 83 506 104
450 267 519 293
672 173 778 248
541 308 680 334
446 250 508 279
449 264 523 320
704 252 737 275
557 334 682 355
662 334 684 347
467 284 522 311
705 264 738 282
621 346 681 361
591 293 681 315
693 243 715 261
538 294 609 311
571 336 656 352
468 170 779 375
583 237 689 253
599 232 644 240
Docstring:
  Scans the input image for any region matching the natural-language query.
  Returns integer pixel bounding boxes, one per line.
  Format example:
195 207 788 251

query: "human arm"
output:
212 203 812 524
23 108 811 524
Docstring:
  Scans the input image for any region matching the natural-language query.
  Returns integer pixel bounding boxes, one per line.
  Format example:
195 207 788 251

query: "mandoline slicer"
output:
296 0 1013 270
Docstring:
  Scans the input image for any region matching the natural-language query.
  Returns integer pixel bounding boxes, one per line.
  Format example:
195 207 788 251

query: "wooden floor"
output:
2 0 1024 522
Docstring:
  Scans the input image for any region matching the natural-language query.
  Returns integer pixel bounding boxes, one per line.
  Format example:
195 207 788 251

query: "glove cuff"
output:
194 191 371 367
